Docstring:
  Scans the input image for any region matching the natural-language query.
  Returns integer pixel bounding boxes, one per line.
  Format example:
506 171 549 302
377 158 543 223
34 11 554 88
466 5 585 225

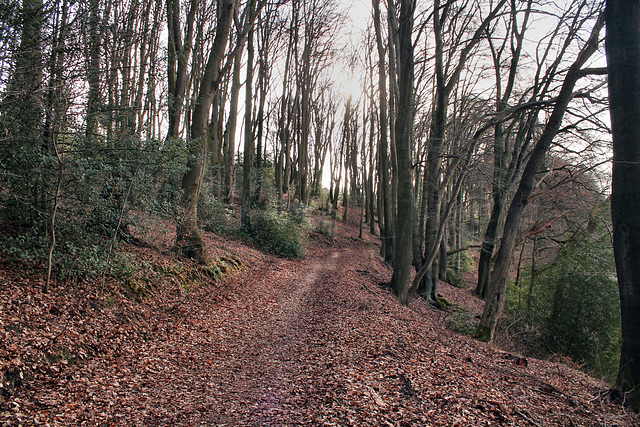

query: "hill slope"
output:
1 216 637 425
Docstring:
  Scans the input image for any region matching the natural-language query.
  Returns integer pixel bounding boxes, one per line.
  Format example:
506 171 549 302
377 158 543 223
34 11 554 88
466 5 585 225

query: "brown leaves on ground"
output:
1 217 638 426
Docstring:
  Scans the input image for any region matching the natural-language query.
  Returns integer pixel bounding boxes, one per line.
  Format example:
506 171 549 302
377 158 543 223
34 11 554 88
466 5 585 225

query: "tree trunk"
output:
389 0 415 305
176 0 235 262
223 44 244 203
476 0 531 298
607 0 640 411
241 0 256 228
476 198 502 298
368 100 377 236
86 0 101 139
276 24 294 198
372 0 393 263
5 0 45 224
438 234 447 282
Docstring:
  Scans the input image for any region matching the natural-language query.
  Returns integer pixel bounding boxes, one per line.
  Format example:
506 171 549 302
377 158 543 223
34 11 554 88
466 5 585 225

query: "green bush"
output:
314 218 336 242
446 269 465 288
448 249 475 273
542 270 620 378
250 207 307 258
198 184 240 236
288 203 309 226
506 216 620 380
446 307 477 336
0 132 190 281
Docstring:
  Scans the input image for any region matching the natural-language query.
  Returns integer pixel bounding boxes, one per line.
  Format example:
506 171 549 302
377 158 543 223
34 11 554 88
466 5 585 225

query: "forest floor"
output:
1 212 638 426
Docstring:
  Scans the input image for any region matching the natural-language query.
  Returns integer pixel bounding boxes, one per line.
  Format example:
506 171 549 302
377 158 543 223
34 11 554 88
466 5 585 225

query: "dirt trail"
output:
243 251 340 424
141 244 378 426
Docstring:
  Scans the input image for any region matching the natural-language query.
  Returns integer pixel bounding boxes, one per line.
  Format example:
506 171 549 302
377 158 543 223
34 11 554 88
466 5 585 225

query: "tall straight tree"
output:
372 0 393 263
476 0 532 298
86 0 103 139
606 0 640 411
166 0 198 139
176 0 235 262
2 0 45 224
390 0 415 304
241 0 256 227
419 0 507 301
223 41 244 203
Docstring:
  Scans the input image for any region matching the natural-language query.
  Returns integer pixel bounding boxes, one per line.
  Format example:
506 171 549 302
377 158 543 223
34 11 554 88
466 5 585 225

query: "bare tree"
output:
166 0 198 139
241 0 256 227
476 0 532 298
417 0 507 302
176 0 236 262
389 0 415 304
372 0 393 263
475 11 606 342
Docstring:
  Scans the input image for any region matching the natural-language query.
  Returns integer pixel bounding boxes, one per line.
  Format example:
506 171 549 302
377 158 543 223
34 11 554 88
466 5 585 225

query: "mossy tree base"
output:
433 295 454 311
175 226 208 264
473 325 493 342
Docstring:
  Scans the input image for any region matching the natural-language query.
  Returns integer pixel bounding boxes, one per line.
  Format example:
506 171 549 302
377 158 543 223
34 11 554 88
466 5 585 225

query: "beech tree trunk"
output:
86 0 101 139
223 44 244 203
421 0 507 301
606 0 640 411
241 0 256 228
176 0 235 262
390 0 414 305
372 0 393 263
5 0 45 224
476 0 532 298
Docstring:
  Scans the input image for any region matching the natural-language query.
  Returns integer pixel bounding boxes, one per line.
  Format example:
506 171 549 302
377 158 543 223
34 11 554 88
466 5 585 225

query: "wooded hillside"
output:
1 0 639 419
1 213 637 425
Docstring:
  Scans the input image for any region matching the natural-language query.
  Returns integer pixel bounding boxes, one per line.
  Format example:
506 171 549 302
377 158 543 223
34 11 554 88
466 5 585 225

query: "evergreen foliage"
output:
249 206 307 258
507 215 621 379
0 134 190 279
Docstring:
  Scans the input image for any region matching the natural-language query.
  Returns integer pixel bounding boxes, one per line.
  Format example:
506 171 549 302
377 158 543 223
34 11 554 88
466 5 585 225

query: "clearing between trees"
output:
1 217 637 426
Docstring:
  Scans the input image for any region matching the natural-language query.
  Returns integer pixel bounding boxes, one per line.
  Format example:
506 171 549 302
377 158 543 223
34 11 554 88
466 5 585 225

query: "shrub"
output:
249 207 306 258
541 270 620 379
0 133 190 282
198 184 240 236
314 218 336 242
446 307 477 336
445 269 465 288
448 249 475 273
506 216 620 380
288 203 308 226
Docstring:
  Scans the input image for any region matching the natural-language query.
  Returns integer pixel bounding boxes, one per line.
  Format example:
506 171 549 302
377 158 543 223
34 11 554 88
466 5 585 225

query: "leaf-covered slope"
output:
1 217 637 426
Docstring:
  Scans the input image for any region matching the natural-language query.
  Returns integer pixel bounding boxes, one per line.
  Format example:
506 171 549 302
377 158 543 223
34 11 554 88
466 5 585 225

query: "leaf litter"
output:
1 216 637 426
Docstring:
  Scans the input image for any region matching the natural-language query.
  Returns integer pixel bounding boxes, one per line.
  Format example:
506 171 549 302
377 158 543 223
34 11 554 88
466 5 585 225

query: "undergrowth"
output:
248 205 307 258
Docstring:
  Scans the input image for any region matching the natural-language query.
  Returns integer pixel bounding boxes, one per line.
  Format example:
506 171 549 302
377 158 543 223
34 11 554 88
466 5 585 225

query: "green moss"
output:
123 277 150 300
434 296 454 311
473 324 493 342
202 255 244 281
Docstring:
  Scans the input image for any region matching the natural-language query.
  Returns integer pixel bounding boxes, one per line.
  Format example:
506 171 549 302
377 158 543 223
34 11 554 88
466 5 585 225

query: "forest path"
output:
215 245 391 425
243 250 341 423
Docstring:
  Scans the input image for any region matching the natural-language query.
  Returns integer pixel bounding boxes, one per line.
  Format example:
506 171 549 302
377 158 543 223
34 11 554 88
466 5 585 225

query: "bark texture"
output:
606 0 640 411
390 0 415 304
176 0 235 262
